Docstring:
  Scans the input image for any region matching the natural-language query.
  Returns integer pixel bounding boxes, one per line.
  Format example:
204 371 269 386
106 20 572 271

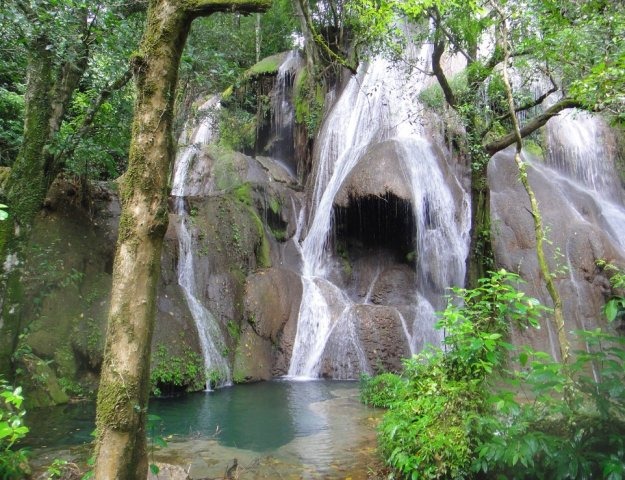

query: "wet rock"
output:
489 149 625 357
334 140 413 207
354 305 411 374
243 268 302 376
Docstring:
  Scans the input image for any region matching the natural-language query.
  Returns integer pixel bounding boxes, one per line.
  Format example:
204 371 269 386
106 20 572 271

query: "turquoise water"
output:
27 381 382 479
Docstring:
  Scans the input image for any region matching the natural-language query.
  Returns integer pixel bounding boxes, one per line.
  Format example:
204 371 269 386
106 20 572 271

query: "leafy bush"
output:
0 378 30 479
473 329 625 479
150 344 206 396
363 270 545 479
360 372 408 408
363 268 625 479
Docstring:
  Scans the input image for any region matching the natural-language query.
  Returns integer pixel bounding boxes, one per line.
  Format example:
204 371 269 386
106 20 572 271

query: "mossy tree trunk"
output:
0 33 54 375
0 5 90 378
4 34 54 227
93 1 269 478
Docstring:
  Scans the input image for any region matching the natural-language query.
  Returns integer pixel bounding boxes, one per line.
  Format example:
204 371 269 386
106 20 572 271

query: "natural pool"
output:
27 380 383 479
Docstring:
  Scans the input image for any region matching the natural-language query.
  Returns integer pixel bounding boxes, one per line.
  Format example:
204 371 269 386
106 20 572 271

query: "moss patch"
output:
244 53 285 79
294 69 325 138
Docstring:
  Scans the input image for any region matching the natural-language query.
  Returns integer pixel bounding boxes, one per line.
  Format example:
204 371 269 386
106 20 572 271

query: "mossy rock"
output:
232 324 273 383
244 52 286 79
15 353 69 408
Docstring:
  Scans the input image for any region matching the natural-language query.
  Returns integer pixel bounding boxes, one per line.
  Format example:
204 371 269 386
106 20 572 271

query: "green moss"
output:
222 85 233 100
244 53 285 78
54 344 77 380
96 376 139 431
523 140 544 159
268 196 280 215
233 183 253 206
294 69 325 138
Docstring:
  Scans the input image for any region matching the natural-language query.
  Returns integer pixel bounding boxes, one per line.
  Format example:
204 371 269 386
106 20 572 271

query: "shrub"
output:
0 378 30 479
150 344 206 396
362 269 546 479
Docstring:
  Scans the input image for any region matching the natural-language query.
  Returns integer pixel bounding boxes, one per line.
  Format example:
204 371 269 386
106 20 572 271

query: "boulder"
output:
489 150 625 357
334 139 412 207
242 268 303 376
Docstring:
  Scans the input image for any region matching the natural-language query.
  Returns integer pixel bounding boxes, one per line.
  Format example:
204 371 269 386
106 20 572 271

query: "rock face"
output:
334 140 413 207
489 149 625 357
239 268 302 379
8 53 625 408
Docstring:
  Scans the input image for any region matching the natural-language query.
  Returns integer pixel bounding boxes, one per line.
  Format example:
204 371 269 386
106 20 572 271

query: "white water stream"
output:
288 54 471 378
545 109 625 248
172 97 231 388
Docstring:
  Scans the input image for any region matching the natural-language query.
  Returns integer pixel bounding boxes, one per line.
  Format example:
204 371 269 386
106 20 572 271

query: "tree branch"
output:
431 34 457 109
428 8 475 64
494 82 558 124
185 0 272 16
51 68 133 168
295 0 357 74
484 97 582 155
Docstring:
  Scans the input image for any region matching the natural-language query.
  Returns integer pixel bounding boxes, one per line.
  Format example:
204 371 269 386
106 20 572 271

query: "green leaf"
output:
519 351 529 367
154 436 167 448
605 299 619 322
149 463 160 475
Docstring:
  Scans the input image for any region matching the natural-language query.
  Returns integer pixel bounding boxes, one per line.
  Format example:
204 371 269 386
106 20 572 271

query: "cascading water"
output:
545 109 625 248
288 54 470 379
172 97 231 388
268 51 303 177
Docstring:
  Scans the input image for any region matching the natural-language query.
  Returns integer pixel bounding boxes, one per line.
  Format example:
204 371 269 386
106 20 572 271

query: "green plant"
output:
472 329 625 479
45 459 82 479
150 344 205 396
470 264 625 479
58 377 85 397
147 414 167 476
362 270 547 479
0 378 30 479
597 260 625 322
360 372 407 408
227 320 241 342
207 370 223 389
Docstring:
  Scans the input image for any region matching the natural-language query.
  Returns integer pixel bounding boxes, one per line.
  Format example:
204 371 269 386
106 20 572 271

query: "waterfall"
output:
268 51 303 177
545 109 625 248
171 97 231 388
288 55 470 379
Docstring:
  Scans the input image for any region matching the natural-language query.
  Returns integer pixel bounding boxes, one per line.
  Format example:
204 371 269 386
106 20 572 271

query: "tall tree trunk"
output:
93 5 190 478
0 33 54 377
94 1 269 478
466 163 492 287
4 34 53 226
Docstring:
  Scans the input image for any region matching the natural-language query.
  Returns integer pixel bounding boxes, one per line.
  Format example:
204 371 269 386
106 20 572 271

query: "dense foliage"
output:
362 269 625 479
0 378 29 479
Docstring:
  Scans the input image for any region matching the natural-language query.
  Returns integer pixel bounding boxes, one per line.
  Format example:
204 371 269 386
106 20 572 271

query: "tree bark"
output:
484 97 581 156
94 1 269 478
4 33 53 226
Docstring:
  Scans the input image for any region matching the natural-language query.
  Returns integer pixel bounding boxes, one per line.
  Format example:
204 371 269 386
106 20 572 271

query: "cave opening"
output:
333 193 417 265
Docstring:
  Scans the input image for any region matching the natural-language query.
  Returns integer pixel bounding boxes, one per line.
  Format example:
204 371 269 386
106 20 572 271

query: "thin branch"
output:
431 34 457 109
484 97 581 155
52 68 133 165
428 7 475 63
185 0 271 17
